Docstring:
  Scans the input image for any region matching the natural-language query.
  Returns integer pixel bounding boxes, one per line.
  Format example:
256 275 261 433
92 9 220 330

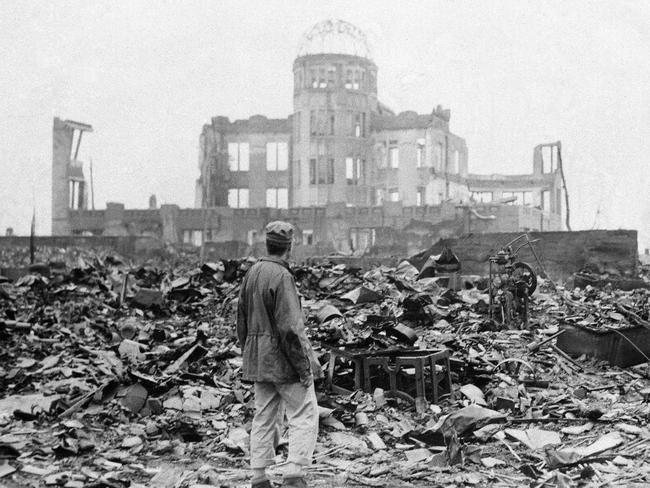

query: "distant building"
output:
53 20 565 255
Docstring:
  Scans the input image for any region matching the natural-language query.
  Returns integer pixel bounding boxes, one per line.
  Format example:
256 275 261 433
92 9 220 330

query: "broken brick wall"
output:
426 229 638 281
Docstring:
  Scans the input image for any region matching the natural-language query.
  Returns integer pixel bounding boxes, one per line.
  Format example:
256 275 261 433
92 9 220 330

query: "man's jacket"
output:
237 256 317 383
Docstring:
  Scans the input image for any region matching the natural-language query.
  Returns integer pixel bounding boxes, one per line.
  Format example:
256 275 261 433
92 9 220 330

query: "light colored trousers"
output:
250 381 319 468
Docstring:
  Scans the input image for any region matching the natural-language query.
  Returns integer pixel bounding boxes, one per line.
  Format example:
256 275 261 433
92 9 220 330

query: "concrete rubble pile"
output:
1 247 649 487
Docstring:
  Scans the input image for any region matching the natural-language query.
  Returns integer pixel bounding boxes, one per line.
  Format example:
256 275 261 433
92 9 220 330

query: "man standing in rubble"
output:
237 221 320 488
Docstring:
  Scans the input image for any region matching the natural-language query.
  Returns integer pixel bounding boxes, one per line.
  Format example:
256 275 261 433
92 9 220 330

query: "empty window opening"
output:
416 187 425 206
69 180 84 209
389 143 399 168
416 141 424 168
345 157 365 185
389 188 400 202
227 188 249 208
350 228 374 251
228 142 250 171
303 229 314 246
266 188 288 209
345 157 354 185
183 230 203 247
471 191 493 203
542 146 557 173
266 142 288 171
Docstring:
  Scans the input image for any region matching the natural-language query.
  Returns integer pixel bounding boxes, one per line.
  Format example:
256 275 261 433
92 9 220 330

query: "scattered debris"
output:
0 246 649 486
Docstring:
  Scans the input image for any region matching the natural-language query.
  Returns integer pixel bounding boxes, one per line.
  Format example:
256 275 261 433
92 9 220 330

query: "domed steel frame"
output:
297 19 373 60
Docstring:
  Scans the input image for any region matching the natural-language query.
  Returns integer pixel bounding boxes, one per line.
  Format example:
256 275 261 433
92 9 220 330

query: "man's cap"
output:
265 221 294 246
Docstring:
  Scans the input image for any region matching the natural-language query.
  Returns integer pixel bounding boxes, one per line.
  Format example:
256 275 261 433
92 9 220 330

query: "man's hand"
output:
300 375 313 388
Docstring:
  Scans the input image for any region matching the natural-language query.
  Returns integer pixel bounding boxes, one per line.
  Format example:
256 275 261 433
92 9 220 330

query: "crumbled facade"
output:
51 118 93 235
54 20 565 253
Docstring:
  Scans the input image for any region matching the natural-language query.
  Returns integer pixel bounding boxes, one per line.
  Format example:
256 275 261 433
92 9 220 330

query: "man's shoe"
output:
282 477 307 488
252 480 274 488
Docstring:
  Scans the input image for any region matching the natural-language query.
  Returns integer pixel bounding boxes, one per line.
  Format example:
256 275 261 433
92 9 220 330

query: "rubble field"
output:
1 246 649 488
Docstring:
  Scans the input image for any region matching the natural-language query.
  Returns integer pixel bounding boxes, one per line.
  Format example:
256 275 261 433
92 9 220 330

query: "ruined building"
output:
54 20 565 256
51 118 93 235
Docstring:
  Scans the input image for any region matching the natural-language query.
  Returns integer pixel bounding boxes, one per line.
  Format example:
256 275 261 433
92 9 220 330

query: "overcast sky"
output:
1 1 649 249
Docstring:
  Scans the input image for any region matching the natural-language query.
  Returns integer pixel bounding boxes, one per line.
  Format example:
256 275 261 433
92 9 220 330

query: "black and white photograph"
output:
1 1 649 487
